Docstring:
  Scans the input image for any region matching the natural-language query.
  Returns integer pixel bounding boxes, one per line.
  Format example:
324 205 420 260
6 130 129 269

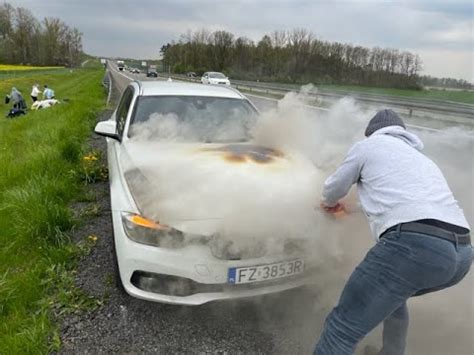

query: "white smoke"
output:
124 87 472 354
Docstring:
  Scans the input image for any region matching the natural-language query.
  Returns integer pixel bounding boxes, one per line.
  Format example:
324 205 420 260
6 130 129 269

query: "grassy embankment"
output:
0 65 107 352
318 84 474 105
237 83 474 106
0 64 67 81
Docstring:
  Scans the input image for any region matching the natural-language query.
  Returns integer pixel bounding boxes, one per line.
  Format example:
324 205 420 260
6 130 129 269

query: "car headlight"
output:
121 212 184 247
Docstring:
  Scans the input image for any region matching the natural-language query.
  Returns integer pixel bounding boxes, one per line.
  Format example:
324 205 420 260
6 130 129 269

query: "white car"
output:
94 81 317 305
201 72 230 86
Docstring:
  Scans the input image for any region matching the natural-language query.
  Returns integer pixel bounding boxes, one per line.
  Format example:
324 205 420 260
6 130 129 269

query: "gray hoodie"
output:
322 126 470 240
10 87 22 104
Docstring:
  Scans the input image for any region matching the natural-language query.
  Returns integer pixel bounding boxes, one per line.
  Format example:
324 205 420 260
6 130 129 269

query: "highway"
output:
108 64 474 134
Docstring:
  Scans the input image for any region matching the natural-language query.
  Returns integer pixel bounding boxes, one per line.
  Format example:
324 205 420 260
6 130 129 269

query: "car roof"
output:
137 81 243 99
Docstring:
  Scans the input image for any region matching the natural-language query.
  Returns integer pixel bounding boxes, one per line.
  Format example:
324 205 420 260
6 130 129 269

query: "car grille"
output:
209 237 267 260
209 236 308 260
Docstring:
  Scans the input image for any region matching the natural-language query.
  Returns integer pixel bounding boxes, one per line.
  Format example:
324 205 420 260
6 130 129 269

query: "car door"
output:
108 85 135 186
201 73 209 84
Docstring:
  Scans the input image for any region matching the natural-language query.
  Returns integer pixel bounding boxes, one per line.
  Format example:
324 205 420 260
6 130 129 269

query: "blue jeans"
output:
314 229 472 355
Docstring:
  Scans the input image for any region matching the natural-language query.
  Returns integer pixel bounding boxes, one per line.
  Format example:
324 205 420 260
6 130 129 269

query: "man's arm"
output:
322 143 364 207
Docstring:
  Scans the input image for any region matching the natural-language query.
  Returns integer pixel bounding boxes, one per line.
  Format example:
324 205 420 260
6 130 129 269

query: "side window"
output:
116 86 134 138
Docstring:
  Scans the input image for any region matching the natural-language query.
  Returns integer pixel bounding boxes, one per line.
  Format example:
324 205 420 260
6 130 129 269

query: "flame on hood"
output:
200 144 284 164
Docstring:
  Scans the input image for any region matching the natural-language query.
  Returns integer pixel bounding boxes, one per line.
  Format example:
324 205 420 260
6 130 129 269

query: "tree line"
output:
419 75 472 90
0 2 83 67
161 29 425 89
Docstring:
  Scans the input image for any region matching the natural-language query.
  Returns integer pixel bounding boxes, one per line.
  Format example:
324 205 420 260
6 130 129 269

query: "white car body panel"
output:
101 81 316 305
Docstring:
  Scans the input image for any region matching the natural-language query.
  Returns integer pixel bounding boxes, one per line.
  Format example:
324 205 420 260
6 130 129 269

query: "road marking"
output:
109 65 135 81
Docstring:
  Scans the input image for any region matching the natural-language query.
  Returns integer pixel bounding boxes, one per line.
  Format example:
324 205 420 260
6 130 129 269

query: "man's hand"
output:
320 202 345 214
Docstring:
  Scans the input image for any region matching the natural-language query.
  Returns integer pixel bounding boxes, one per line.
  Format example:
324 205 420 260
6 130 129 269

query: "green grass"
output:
0 68 70 81
239 79 474 105
0 67 106 352
317 84 474 105
81 58 106 69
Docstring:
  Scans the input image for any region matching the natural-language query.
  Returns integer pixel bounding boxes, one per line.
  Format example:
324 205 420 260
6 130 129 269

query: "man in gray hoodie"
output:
314 109 471 355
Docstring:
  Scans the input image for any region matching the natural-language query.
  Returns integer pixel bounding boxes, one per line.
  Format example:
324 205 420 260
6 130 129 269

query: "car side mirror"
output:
95 120 119 141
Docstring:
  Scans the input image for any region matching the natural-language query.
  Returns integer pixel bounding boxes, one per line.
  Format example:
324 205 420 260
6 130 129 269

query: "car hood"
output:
122 141 321 238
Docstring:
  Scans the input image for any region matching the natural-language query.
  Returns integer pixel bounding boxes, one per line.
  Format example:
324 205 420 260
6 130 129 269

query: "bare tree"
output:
162 27 424 89
211 30 234 71
0 2 83 66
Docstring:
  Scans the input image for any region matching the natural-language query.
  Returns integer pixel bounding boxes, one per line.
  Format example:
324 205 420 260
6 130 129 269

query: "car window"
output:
209 73 226 79
116 86 134 138
129 95 258 143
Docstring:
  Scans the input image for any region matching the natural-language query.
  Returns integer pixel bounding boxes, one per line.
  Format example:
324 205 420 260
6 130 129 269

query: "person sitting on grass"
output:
31 98 60 110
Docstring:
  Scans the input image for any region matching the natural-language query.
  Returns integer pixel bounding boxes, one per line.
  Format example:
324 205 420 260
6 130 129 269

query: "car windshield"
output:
209 73 226 79
129 96 258 142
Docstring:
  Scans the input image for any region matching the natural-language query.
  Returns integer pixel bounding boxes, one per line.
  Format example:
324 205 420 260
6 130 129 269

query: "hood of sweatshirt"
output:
371 125 424 151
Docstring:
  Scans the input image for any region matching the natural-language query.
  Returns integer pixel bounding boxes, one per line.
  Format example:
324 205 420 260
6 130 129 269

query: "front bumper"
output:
112 212 315 305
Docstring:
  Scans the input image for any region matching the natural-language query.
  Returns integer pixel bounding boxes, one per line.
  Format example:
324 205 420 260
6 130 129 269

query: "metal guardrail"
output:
232 79 473 108
103 71 113 106
159 73 473 119
230 80 474 118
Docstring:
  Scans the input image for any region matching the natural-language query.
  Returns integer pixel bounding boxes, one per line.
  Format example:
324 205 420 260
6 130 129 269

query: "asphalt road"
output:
59 65 473 354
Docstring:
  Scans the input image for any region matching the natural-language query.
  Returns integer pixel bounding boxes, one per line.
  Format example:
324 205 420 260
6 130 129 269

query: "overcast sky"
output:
8 0 474 81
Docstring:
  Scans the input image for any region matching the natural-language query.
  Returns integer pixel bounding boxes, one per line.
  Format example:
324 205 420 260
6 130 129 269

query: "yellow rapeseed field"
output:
0 64 63 71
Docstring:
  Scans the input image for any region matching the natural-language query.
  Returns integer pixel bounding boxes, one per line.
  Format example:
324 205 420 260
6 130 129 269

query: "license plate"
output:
228 259 304 284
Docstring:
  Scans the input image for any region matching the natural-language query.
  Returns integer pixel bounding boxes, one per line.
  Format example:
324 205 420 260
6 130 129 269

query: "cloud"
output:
415 48 473 81
423 21 472 45
6 0 474 80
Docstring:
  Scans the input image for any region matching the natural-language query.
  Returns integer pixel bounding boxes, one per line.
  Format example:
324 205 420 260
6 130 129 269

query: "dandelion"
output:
82 152 99 162
87 235 98 242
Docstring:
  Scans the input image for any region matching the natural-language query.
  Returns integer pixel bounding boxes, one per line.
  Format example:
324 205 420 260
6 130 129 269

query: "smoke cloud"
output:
123 87 472 354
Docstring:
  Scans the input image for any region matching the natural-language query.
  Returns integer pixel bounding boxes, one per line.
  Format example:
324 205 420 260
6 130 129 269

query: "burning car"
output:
94 81 319 305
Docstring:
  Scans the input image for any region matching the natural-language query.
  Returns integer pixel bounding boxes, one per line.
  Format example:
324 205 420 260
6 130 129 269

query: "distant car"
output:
186 72 197 78
201 72 230 86
94 81 315 305
132 68 140 74
146 65 158 78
